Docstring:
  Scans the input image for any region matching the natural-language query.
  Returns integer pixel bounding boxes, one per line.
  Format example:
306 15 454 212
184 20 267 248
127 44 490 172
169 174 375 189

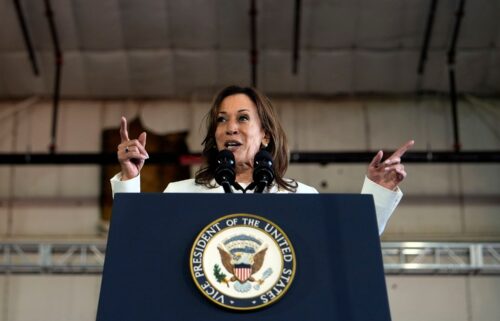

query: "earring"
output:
261 143 268 149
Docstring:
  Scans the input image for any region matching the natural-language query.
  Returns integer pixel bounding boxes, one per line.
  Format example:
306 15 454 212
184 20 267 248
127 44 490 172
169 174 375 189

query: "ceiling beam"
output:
0 151 499 165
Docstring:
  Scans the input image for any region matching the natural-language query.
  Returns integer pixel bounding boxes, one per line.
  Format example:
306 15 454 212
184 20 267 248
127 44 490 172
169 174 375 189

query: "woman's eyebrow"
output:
218 109 249 114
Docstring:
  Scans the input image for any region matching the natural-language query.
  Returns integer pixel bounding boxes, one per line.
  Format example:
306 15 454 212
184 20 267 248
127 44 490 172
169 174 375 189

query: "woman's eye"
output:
216 116 226 123
238 115 249 121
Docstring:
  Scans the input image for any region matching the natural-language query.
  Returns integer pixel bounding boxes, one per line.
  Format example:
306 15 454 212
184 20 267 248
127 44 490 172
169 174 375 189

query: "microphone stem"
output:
221 181 233 193
254 180 267 193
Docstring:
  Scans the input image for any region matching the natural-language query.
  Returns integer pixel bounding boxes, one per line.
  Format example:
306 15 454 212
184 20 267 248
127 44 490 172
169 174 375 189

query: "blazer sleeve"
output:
110 172 141 197
361 176 403 235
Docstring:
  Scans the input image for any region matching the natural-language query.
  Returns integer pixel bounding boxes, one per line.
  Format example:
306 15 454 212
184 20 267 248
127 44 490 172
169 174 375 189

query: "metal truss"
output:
0 242 106 274
1 241 499 274
382 242 500 275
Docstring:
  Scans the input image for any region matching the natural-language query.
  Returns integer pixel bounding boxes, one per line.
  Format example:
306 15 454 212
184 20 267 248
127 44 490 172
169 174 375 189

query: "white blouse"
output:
110 174 402 235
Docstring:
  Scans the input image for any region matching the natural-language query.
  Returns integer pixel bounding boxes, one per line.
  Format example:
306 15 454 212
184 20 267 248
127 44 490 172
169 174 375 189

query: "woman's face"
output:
215 94 268 167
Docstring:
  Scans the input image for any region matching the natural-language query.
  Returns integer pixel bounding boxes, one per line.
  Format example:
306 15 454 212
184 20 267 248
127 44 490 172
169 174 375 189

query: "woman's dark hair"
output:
194 85 297 192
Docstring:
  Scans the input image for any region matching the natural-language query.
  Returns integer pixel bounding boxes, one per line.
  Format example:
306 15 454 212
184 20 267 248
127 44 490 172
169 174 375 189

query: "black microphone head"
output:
215 149 236 186
253 150 274 185
216 149 235 165
254 150 273 164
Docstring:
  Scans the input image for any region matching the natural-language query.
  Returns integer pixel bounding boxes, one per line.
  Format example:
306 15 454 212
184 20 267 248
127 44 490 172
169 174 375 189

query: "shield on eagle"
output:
234 264 252 282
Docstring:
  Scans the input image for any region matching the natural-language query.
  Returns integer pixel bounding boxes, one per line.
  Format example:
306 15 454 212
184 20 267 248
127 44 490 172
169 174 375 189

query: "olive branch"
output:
213 264 229 287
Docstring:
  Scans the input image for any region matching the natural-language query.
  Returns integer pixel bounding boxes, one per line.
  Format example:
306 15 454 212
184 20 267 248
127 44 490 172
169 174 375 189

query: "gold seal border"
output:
189 213 297 311
202 225 285 300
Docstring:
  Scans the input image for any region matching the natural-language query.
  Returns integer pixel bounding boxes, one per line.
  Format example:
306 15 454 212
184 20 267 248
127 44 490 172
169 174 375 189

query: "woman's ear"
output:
262 133 270 148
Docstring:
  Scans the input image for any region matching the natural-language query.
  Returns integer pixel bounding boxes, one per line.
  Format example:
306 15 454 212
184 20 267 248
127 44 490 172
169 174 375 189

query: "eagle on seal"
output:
217 238 268 284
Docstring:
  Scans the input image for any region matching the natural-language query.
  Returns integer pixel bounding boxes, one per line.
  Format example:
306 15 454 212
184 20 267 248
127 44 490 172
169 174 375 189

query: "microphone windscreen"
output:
253 150 274 185
254 149 273 168
215 149 236 186
217 149 235 165
254 150 272 164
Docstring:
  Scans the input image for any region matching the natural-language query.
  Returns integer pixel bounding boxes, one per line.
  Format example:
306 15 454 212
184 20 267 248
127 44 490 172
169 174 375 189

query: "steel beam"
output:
1 151 499 165
1 241 499 274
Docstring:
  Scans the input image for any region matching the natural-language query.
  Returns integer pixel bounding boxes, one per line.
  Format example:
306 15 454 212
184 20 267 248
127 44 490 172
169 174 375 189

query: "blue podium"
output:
97 193 391 320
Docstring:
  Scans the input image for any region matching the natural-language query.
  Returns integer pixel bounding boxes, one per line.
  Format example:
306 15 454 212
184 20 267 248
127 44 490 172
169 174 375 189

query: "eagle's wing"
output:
217 246 234 274
251 248 268 274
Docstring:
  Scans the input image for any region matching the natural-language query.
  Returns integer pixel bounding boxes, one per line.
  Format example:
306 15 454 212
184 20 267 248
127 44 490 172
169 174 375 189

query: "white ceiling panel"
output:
428 0 456 50
496 22 500 47
38 0 80 51
58 52 88 96
421 51 449 92
128 50 174 97
0 52 46 96
307 51 353 93
216 0 250 50
260 50 307 93
354 50 424 93
24 1 54 51
215 51 251 88
486 51 500 92
456 51 492 93
457 0 499 49
0 1 26 50
356 0 403 49
37 52 60 94
84 52 131 97
169 0 217 49
400 0 430 49
303 0 357 49
120 0 170 49
173 50 217 94
354 51 400 92
260 0 295 50
394 51 420 92
73 0 124 50
0 0 497 98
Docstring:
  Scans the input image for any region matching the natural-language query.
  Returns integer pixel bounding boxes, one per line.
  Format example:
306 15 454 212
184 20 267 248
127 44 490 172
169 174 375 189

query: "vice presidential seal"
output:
190 214 296 310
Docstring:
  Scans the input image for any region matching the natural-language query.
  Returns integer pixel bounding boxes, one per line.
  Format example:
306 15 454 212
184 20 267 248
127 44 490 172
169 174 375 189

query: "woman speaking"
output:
111 85 414 235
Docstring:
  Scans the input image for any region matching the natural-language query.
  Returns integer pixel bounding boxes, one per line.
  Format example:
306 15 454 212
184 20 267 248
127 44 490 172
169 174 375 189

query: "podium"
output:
97 193 391 321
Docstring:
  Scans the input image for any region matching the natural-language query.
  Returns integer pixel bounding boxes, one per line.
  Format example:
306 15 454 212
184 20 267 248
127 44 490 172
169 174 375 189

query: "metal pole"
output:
13 0 39 76
44 0 63 154
292 0 302 74
447 0 466 152
249 0 258 87
416 0 438 92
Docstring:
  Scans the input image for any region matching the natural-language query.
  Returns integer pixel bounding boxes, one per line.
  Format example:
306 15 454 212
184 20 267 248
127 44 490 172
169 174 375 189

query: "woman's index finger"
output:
120 116 130 142
390 140 414 159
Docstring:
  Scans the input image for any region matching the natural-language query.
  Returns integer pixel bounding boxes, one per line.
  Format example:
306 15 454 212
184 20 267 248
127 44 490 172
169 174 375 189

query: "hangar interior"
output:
0 0 499 320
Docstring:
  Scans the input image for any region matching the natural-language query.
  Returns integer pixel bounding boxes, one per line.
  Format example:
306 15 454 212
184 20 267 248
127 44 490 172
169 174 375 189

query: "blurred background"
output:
0 0 499 320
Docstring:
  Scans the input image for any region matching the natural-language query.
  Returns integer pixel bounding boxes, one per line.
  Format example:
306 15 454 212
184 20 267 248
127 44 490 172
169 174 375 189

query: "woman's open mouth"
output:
224 141 242 151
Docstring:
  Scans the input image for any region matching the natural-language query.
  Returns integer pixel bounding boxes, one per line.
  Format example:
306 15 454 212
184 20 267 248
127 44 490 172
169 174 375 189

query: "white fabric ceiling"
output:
0 0 498 98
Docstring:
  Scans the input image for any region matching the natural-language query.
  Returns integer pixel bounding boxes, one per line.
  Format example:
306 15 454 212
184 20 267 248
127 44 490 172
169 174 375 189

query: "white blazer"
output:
110 174 402 235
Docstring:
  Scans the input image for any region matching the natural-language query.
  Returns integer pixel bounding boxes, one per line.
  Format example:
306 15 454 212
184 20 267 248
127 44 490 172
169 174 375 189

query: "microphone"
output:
253 150 274 193
215 149 236 193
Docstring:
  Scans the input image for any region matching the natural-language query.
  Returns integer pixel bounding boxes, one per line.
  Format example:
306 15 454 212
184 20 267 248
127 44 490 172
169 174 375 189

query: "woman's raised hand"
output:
367 140 414 191
117 117 149 180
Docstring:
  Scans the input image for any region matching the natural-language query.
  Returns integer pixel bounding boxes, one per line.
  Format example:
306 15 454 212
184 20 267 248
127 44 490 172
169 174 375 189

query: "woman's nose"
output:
226 120 238 134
